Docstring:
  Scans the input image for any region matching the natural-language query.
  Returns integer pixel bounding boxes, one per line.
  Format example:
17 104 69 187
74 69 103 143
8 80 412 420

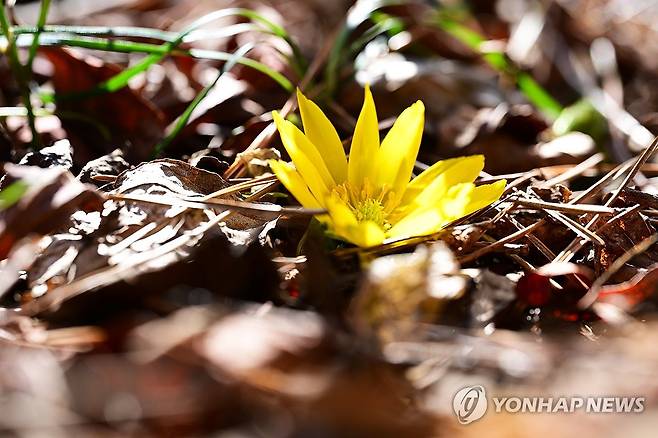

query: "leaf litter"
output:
3 0 658 436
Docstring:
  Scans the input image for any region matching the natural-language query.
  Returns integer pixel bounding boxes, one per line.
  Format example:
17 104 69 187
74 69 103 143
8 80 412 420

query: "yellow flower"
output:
269 86 506 247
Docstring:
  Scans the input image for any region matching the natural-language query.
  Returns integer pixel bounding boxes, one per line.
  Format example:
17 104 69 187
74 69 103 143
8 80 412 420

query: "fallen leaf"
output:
0 164 103 260
42 48 165 165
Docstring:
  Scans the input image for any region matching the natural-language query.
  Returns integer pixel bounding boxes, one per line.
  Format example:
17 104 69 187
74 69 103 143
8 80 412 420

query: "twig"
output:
109 192 325 217
503 169 542 193
202 175 278 200
513 197 616 215
480 234 541 274
569 159 633 204
458 221 544 264
554 136 658 263
478 171 536 184
579 233 658 309
538 152 604 188
596 204 641 234
544 209 605 246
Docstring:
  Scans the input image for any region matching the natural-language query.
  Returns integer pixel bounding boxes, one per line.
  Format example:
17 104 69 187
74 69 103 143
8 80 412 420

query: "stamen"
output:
354 198 387 227
331 181 394 230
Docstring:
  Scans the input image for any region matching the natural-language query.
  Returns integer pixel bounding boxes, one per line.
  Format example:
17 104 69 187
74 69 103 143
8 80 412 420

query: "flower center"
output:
331 180 397 230
354 198 387 227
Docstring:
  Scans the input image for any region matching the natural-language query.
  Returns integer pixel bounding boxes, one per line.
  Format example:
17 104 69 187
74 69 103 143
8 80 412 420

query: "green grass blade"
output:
23 35 293 96
0 4 39 148
34 8 302 102
436 14 563 120
152 43 255 158
14 24 177 40
325 0 404 95
346 16 405 60
14 20 302 71
517 73 564 121
190 48 293 92
26 0 51 71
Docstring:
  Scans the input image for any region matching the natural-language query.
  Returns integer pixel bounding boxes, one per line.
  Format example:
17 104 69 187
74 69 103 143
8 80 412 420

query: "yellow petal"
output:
325 194 358 229
397 155 484 215
439 179 506 222
386 179 506 242
351 221 386 247
348 85 380 187
273 111 334 201
437 183 477 221
376 101 424 201
297 89 348 183
325 194 385 247
401 155 485 205
386 208 445 242
269 160 322 209
464 179 507 214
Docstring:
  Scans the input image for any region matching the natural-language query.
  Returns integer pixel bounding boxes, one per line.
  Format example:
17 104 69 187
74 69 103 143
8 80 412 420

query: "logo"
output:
451 384 645 425
453 385 488 424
